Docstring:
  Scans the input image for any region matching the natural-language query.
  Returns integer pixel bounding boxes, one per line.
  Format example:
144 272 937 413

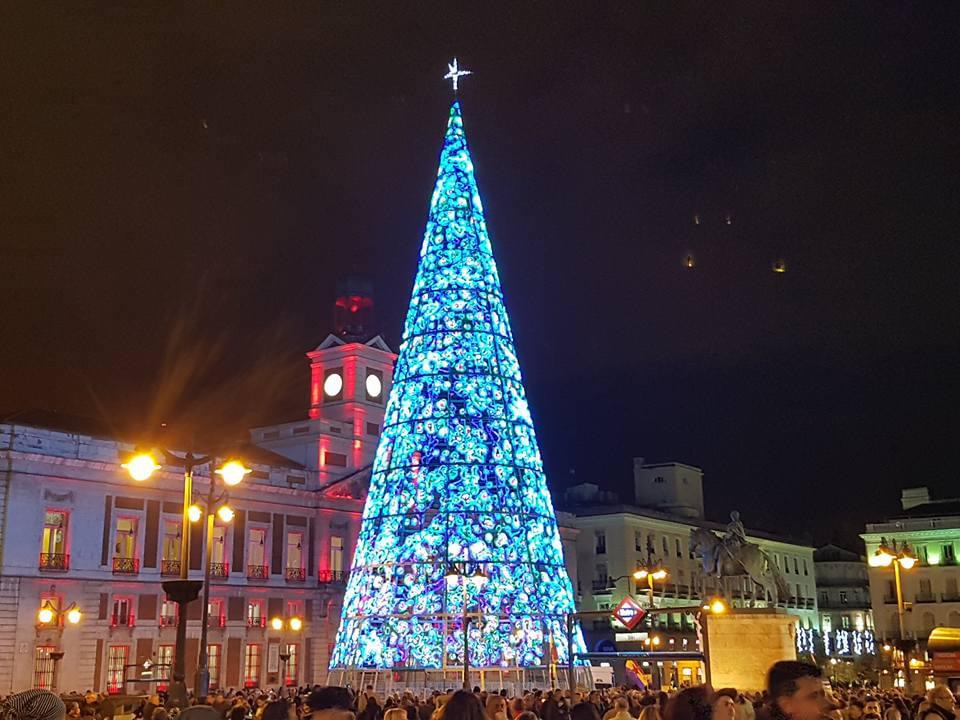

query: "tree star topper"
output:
444 58 472 92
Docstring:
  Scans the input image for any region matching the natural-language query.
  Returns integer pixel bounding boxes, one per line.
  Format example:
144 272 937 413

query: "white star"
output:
443 58 472 92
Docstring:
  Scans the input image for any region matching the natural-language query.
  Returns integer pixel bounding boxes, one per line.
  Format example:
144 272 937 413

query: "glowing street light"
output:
187 505 203 523
38 606 54 625
869 538 917 690
37 599 82 627
122 453 161 482
271 617 284 631
215 460 251 487
216 505 235 523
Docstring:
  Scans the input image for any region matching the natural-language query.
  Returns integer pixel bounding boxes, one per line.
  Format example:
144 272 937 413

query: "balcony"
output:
941 593 960 603
208 614 226 628
112 557 139 575
246 616 266 629
209 562 229 579
247 565 269 580
318 570 349 584
285 567 306 583
915 593 937 604
111 613 136 628
160 560 181 577
591 580 612 594
39 553 69 571
159 614 177 628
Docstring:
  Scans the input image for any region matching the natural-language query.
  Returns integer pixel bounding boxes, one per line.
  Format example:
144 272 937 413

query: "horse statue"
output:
690 519 790 605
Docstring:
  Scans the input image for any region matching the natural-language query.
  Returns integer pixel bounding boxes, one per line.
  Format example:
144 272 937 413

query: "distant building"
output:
565 458 817 683
863 487 960 649
814 545 875 659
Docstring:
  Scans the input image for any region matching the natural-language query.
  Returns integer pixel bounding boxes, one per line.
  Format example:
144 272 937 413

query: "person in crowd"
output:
66 704 81 720
918 688 956 720
571 702 602 720
758 661 826 720
713 690 738 720
665 688 713 720
638 704 662 720
383 710 407 720
305 688 355 720
1 690 67 720
848 702 866 720
605 698 633 720
436 692 485 720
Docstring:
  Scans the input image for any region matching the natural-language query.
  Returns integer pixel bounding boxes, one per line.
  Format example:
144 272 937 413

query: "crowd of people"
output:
2 663 958 720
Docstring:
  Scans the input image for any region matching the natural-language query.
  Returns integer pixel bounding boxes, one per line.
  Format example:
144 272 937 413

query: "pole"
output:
462 578 470 690
647 575 655 607
168 466 194 708
893 560 912 690
196 473 216 697
566 613 575 692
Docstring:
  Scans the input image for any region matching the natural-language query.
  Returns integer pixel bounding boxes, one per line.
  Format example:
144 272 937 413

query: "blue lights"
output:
330 102 585 670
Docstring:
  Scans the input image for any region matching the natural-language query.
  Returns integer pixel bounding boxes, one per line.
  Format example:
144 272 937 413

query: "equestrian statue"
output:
689 511 790 605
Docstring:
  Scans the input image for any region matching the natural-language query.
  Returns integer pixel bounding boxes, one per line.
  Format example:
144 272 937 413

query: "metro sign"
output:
612 595 647 631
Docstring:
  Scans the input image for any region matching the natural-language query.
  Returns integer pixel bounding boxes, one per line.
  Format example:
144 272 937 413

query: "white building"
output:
0 289 395 694
863 487 960 648
567 459 818 654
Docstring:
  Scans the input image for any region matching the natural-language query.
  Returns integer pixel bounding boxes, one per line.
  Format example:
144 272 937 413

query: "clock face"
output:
365 373 382 398
323 372 343 398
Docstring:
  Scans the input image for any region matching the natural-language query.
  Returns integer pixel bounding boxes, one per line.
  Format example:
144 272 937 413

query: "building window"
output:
945 544 956 563
106 646 129 694
920 578 933 597
654 476 664 484
635 531 643 552
247 599 265 627
820 591 828 605
33 646 55 689
283 643 298 686
323 451 348 468
822 615 832 633
675 539 682 559
208 644 221 689
211 525 228 565
208 599 224 627
287 531 304 571
662 537 668 556
286 600 304 619
803 559 808 575
248 528 268 573
115 518 138 558
793 558 799 575
595 563 609 586
841 616 850 628
366 422 380 436
159 598 177 627
330 535 344 579
595 531 606 555
243 644 261 688
40 511 68 568
161 520 182 575
156 645 174 689
839 591 848 605
946 577 958 599
111 597 134 627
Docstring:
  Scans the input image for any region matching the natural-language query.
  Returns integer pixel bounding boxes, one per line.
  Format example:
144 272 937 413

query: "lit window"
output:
41 511 68 558
208 644 221 689
247 600 265 627
33 646 55 689
243 644 261 688
287 531 304 571
283 643 298 686
595 532 606 555
106 646 129 694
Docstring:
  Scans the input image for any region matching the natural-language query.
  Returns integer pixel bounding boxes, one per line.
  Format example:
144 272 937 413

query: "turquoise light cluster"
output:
330 102 586 670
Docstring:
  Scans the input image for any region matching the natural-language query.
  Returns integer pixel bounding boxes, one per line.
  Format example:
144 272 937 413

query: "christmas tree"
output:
330 100 585 672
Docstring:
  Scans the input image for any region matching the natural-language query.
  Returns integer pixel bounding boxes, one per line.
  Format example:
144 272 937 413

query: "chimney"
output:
901 487 930 511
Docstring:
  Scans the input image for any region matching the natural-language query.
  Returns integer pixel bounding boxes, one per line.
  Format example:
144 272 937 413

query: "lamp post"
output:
269 615 303 688
122 450 248 707
445 562 488 690
869 538 916 689
36 598 82 692
632 565 669 607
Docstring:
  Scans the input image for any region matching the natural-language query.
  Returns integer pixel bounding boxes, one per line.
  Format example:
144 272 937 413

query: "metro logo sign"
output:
612 595 646 631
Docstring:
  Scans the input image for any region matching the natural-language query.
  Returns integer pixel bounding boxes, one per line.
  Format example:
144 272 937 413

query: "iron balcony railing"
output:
159 614 177 628
112 557 139 575
247 564 269 580
39 553 69 571
210 562 229 579
160 560 181 576
285 567 306 582
318 570 349 584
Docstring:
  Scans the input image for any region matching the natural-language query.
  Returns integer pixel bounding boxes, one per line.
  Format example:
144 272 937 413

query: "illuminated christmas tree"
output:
329 99 585 673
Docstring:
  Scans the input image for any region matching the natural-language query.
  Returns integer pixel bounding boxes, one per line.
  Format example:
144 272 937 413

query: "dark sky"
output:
3 3 959 549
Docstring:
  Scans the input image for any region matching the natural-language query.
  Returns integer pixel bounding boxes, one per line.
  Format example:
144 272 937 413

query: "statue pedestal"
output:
702 609 797 692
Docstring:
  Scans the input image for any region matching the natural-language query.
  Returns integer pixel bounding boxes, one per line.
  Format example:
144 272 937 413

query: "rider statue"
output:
720 511 747 568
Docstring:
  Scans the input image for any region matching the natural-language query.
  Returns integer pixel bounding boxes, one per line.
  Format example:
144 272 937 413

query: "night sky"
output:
4 4 959 549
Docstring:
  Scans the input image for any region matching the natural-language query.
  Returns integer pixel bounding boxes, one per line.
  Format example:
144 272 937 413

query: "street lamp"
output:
445 562 488 690
122 449 250 706
269 616 304 687
36 598 82 691
869 537 916 689
631 564 669 607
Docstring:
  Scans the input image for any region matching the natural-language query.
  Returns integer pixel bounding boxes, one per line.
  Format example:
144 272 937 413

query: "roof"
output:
893 500 960 519
237 443 307 471
814 544 863 563
1 409 118 440
571 502 812 548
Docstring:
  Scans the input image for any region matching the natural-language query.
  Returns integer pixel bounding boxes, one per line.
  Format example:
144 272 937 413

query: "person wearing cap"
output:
1 689 66 720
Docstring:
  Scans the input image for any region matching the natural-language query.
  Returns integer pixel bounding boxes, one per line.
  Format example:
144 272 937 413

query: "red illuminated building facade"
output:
0 288 395 694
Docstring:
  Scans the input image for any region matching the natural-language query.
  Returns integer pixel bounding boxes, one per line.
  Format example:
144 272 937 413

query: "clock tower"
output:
251 279 396 483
